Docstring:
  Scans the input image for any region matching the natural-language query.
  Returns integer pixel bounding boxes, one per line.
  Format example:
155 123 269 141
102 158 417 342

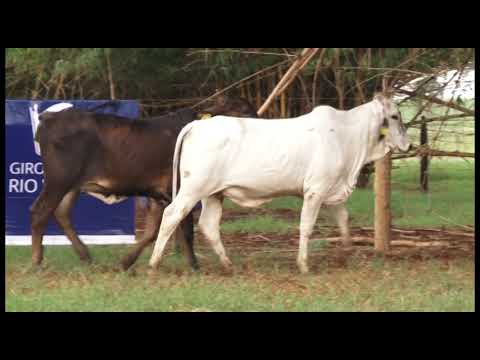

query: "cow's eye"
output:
391 115 399 120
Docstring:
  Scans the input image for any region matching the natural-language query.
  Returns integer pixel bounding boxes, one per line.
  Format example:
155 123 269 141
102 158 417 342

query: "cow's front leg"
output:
298 190 323 274
54 190 91 262
31 184 73 267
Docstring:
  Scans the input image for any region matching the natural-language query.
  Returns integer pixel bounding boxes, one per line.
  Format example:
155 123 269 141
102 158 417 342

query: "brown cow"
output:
31 97 257 271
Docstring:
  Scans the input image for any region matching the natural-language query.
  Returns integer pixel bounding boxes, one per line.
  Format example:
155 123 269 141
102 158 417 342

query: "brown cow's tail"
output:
172 121 196 200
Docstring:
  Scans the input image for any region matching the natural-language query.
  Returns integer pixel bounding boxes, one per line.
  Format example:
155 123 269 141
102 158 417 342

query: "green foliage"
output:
5 48 474 118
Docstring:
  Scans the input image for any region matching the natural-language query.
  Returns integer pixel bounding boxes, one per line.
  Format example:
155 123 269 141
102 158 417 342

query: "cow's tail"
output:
172 121 196 200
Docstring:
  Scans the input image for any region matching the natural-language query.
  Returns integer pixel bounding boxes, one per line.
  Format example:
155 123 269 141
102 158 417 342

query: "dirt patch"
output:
136 204 474 263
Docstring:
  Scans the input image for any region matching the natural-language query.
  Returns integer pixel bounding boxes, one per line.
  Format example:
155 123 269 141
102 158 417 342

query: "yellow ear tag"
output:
201 113 212 120
380 127 389 136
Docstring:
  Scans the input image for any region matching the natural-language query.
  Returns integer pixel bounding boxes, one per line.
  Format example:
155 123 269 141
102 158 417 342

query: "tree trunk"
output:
53 73 65 99
240 82 246 98
312 48 326 107
256 75 262 110
269 73 279 117
334 49 345 110
246 79 253 105
105 48 116 100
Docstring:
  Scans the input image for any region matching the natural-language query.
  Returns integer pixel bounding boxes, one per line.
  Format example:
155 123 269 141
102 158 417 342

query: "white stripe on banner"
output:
28 103 42 156
6 235 136 246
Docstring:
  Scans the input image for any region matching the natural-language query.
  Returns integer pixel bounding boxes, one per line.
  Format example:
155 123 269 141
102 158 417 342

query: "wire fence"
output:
387 98 474 232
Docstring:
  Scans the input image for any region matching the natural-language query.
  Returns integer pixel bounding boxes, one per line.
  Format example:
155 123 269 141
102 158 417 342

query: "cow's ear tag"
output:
200 113 212 120
380 127 389 136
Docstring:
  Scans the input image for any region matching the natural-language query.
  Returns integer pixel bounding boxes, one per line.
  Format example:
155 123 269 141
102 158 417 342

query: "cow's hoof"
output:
147 267 159 277
148 257 161 269
220 261 234 276
110 263 124 273
221 257 233 268
342 240 353 248
24 263 47 274
190 263 200 272
118 258 134 272
77 249 92 262
79 256 93 265
297 263 309 274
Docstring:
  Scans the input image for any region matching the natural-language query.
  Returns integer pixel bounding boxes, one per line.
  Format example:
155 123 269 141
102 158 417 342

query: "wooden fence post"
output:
374 152 392 252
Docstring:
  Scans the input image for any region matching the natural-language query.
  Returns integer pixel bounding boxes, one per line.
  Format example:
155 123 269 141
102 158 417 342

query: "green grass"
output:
5 246 474 312
5 157 475 312
222 215 295 234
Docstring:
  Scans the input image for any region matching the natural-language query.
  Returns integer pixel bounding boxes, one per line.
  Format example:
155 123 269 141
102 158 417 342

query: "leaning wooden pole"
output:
257 48 319 116
374 151 392 252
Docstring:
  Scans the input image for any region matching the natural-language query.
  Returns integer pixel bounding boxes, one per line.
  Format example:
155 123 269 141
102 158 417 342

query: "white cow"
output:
149 94 411 273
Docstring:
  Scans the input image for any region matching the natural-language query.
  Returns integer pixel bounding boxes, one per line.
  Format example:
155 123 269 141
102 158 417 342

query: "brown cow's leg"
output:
179 211 199 270
119 198 164 271
30 186 70 266
54 190 91 262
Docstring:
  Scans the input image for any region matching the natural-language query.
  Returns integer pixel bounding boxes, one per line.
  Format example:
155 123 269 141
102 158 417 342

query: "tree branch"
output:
407 113 472 127
392 145 474 160
187 49 297 58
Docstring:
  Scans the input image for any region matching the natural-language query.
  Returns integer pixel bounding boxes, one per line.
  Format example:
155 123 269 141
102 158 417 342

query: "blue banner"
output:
5 100 139 244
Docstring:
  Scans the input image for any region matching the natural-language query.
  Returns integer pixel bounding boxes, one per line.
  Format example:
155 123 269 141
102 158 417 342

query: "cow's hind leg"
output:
297 190 323 274
149 192 199 269
329 203 352 247
54 190 91 262
30 185 71 266
119 198 164 271
198 195 231 270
